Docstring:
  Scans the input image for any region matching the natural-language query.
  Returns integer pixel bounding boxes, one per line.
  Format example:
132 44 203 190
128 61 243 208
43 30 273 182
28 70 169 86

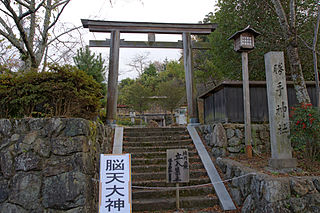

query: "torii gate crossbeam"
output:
81 19 217 125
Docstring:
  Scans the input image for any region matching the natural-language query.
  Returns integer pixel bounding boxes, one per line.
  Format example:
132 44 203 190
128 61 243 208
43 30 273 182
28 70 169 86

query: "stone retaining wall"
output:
0 118 112 213
198 123 270 158
216 158 320 213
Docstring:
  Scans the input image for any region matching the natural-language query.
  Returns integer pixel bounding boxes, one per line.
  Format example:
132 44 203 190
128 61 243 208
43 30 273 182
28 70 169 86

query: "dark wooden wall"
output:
201 81 317 124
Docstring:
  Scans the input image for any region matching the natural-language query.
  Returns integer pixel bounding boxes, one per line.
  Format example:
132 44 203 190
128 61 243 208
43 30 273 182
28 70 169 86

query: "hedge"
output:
0 64 103 119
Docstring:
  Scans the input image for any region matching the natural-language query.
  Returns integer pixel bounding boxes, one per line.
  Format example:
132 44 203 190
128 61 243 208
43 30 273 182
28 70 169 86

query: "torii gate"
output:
81 19 217 125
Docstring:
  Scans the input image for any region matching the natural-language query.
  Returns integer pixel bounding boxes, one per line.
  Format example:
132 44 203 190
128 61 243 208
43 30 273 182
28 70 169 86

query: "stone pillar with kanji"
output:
264 51 297 169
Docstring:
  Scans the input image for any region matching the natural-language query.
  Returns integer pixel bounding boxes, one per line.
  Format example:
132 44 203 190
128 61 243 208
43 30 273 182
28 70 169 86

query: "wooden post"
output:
176 183 180 210
241 51 252 158
106 30 120 125
183 32 199 124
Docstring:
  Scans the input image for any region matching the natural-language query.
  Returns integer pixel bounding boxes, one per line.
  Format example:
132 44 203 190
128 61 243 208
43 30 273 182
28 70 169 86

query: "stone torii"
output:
81 19 217 125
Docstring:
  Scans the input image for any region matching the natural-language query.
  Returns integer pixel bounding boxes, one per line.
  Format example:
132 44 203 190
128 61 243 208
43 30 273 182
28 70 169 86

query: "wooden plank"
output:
113 126 124 154
81 19 217 35
106 30 120 125
89 39 211 49
183 32 198 123
187 126 236 211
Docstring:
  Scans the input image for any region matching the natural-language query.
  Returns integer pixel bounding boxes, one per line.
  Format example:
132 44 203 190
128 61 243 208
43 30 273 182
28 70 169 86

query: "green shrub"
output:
134 118 146 126
290 103 320 161
0 64 102 119
117 117 134 126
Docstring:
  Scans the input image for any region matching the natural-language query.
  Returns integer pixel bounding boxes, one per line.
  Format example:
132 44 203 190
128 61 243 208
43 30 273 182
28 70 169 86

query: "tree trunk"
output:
287 42 311 104
271 0 311 104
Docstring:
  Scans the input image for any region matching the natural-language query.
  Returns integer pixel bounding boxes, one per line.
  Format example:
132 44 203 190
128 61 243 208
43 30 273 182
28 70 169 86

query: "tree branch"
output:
48 0 70 30
0 28 26 56
289 0 296 29
14 0 30 9
0 16 15 37
2 0 37 66
52 0 69 8
313 2 320 51
297 35 320 54
0 7 14 18
28 0 36 47
47 26 81 46
270 0 291 39
19 0 45 19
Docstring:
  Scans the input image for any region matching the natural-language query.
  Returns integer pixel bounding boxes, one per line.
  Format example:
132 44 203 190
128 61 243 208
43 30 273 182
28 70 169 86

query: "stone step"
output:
123 145 195 153
128 151 198 159
132 186 215 199
124 127 187 133
132 195 219 212
123 139 193 146
123 127 219 212
124 130 189 137
132 169 208 181
131 156 202 166
132 162 204 173
132 177 211 187
123 135 191 142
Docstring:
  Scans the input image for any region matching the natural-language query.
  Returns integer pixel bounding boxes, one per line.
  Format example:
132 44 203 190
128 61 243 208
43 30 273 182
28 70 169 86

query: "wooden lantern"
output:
228 26 260 52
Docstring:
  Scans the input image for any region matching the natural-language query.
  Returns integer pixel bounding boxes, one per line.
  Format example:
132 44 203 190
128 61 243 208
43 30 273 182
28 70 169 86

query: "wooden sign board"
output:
99 154 132 213
166 149 189 183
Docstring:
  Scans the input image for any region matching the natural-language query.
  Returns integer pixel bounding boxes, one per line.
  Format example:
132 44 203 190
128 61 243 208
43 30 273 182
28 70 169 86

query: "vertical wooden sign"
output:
166 149 189 183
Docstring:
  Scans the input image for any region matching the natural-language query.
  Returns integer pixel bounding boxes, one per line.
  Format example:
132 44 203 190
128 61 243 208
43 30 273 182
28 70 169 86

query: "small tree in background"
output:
73 46 107 97
157 78 185 122
123 82 151 115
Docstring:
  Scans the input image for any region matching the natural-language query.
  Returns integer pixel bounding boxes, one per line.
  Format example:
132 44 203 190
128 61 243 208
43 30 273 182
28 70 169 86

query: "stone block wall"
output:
198 123 270 158
216 158 320 213
0 118 112 213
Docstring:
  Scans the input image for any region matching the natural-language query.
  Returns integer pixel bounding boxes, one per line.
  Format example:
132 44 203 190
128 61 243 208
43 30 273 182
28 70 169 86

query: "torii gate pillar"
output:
106 30 120 125
183 33 199 124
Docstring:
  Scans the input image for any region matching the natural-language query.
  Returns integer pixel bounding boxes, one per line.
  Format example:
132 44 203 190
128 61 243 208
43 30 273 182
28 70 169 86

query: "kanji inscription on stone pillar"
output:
264 51 297 169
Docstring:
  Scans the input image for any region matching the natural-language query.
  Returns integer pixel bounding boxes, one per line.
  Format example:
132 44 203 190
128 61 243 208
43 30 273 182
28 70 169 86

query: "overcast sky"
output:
61 0 217 80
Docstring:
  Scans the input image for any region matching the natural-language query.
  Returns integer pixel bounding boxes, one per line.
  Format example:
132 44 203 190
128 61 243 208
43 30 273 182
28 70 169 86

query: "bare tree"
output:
127 52 150 77
41 22 83 71
271 0 311 103
0 0 80 71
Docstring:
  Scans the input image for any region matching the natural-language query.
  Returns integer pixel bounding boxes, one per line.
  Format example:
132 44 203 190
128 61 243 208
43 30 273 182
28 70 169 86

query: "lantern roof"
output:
227 25 261 40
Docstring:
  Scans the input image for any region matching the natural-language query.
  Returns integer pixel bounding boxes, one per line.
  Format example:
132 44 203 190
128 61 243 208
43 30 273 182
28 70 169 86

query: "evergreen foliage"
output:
194 0 318 85
73 46 107 96
0 64 102 119
118 60 186 116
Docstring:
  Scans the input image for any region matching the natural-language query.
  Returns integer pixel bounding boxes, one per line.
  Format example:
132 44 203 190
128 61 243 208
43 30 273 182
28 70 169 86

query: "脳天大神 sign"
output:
99 154 132 213
166 149 189 183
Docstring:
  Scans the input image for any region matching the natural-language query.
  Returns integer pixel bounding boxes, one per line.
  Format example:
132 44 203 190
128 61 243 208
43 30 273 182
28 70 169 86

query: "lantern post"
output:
228 26 260 158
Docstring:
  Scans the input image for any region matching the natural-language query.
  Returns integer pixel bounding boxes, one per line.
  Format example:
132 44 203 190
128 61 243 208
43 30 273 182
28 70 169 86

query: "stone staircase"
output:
122 127 219 212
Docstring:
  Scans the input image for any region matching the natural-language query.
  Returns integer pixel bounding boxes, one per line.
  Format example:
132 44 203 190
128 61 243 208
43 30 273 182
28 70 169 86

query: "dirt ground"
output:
228 153 320 177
